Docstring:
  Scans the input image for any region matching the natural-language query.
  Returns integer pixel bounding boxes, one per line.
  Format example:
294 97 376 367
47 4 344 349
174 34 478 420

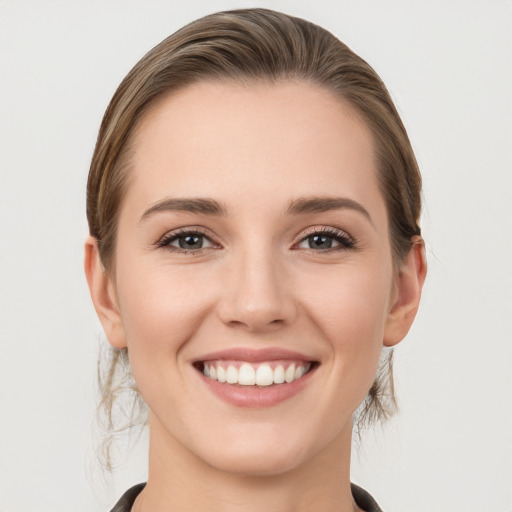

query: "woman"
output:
84 8 426 512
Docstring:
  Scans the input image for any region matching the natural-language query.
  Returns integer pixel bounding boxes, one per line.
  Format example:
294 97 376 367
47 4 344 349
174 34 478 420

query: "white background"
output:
1 1 511 511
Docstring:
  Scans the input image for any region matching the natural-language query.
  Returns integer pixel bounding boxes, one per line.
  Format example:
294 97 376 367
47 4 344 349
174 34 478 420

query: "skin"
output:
85 81 426 512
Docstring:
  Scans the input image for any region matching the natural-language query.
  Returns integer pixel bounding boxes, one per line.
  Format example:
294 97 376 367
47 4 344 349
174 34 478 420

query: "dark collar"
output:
110 482 383 512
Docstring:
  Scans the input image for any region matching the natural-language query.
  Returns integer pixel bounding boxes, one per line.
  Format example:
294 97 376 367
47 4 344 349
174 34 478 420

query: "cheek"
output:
303 260 391 338
114 259 217 381
298 258 393 384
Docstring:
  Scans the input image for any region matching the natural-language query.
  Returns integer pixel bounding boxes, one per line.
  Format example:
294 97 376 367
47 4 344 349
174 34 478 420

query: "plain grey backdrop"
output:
1 1 511 511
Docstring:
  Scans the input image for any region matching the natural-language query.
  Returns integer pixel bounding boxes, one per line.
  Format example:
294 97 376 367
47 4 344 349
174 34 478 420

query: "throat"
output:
143 413 356 512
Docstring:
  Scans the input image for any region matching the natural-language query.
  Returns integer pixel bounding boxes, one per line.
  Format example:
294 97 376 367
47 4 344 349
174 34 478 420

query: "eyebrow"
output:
286 196 373 224
140 197 227 222
139 195 372 224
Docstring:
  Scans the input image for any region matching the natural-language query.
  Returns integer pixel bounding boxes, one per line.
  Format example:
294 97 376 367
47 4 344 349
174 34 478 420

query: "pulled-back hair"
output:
87 8 422 469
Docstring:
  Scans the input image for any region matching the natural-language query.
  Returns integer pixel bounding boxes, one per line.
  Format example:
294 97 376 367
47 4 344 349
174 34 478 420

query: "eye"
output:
295 227 355 251
156 229 218 252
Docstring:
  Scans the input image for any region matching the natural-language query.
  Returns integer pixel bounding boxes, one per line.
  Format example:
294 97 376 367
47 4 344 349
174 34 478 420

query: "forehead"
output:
125 80 385 221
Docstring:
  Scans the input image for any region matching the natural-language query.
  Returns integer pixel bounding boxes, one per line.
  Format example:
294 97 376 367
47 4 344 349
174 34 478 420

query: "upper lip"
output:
193 347 317 363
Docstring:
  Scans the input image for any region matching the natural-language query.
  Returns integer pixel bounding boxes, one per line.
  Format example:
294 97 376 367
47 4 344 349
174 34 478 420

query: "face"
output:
105 81 402 476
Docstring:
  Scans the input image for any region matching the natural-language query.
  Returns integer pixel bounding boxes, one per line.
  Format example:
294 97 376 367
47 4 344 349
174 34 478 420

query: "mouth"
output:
194 360 316 386
192 348 319 408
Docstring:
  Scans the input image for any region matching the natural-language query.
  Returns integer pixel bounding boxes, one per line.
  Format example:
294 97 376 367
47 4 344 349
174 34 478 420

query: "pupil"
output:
179 235 202 249
309 235 332 249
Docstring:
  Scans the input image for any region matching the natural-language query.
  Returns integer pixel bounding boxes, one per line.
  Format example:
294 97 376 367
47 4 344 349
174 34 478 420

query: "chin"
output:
204 444 310 477
189 422 329 478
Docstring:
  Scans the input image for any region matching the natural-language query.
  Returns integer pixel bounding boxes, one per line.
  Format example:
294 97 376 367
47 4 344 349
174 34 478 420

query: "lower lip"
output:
198 366 317 408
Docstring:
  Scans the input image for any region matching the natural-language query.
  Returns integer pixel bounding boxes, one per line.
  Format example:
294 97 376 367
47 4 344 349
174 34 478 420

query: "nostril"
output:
226 317 286 332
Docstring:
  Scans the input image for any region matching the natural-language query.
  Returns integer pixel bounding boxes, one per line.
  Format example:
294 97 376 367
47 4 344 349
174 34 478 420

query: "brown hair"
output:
87 8 422 468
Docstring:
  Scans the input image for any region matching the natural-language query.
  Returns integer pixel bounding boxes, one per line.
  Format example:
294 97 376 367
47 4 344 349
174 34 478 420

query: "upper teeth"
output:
203 362 311 386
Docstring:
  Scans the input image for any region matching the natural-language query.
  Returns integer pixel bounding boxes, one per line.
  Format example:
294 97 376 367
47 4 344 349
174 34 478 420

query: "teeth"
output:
217 366 226 383
256 364 274 386
239 364 255 385
284 364 295 383
226 365 238 384
273 365 285 384
204 361 311 386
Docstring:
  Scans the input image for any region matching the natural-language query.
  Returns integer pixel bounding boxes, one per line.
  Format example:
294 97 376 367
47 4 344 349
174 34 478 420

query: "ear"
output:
84 236 127 349
383 236 427 347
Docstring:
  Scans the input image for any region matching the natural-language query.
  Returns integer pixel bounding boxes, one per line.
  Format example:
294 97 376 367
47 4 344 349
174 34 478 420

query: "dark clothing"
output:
110 483 146 512
110 482 383 512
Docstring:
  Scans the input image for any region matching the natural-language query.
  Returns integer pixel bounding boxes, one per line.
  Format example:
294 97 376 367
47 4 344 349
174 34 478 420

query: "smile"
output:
193 349 318 408
203 360 312 386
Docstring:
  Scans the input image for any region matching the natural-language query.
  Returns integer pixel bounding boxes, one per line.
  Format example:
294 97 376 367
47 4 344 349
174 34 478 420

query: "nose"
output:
216 247 297 333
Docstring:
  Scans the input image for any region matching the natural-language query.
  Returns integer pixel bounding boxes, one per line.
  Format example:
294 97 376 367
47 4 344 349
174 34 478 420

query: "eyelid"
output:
155 226 222 251
154 224 356 253
292 225 356 249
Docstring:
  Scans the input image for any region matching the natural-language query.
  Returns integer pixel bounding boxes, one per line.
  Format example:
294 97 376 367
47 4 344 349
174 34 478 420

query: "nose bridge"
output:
219 239 295 331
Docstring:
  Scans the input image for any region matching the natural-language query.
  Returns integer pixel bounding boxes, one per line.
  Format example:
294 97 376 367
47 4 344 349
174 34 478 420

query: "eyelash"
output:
156 227 219 254
155 226 356 254
293 226 356 252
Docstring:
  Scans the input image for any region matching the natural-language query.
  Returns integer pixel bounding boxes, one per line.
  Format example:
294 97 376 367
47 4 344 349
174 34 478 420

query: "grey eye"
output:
307 235 333 250
296 229 354 251
160 231 215 251
178 234 204 249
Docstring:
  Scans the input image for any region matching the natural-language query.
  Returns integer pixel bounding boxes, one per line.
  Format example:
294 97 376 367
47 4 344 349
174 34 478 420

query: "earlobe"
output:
84 236 127 349
383 236 427 347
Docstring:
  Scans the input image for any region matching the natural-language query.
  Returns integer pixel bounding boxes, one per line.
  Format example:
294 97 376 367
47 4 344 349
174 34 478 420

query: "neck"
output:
133 415 360 512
